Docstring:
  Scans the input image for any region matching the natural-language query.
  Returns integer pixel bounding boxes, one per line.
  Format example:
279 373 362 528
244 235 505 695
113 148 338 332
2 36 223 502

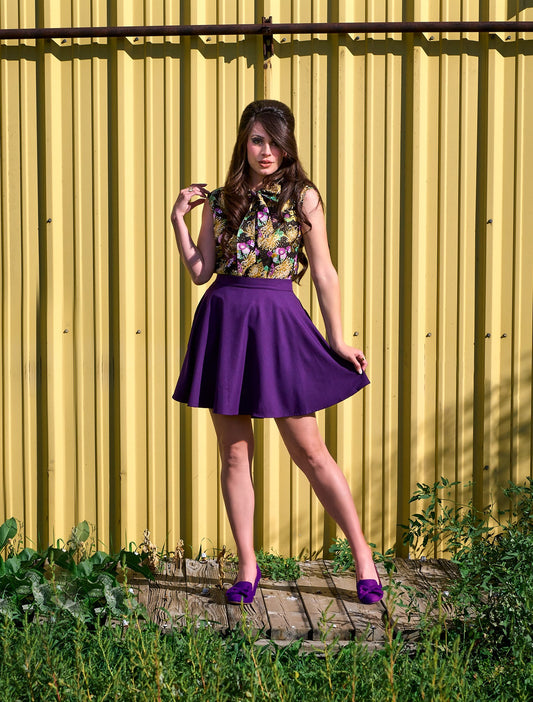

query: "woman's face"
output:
246 121 284 187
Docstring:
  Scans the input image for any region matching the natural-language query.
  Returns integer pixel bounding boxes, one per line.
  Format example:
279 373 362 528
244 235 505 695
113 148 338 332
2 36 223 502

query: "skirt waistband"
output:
212 274 293 292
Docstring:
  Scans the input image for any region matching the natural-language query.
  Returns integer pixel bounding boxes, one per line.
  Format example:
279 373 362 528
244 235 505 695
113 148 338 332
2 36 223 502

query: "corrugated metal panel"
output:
0 1 531 558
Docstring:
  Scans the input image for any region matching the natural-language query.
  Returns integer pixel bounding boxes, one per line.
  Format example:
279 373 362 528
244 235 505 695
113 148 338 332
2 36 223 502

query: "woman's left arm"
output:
301 188 367 375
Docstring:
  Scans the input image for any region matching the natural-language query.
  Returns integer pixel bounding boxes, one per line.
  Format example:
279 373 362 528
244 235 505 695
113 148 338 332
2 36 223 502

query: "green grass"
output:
0 609 531 701
0 477 531 700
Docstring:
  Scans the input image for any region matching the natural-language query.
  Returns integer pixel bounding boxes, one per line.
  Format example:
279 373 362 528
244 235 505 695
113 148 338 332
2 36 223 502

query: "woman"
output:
171 100 383 605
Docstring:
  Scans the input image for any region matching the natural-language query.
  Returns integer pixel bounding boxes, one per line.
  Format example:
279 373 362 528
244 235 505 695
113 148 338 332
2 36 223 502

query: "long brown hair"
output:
221 100 321 282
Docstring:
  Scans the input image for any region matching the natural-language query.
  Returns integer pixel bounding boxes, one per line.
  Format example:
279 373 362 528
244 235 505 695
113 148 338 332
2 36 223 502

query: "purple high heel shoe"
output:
356 565 384 605
226 564 262 604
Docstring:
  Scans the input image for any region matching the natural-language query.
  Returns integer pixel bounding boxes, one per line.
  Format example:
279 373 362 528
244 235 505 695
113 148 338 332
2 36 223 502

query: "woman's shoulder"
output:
299 183 321 208
299 182 317 197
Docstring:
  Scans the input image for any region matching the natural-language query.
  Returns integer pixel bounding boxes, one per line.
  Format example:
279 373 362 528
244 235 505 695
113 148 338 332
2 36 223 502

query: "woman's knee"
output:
211 413 254 470
276 416 330 472
289 436 330 473
218 438 253 473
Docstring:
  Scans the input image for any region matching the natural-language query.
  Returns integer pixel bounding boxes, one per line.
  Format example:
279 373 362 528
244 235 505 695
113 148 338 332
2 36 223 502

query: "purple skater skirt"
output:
172 275 369 418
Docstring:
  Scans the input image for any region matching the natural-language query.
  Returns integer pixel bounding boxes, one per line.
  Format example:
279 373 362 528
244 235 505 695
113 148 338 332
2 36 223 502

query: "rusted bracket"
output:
262 16 273 60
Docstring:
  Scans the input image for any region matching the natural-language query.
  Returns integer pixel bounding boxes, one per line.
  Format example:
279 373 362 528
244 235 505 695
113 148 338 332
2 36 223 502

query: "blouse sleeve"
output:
208 187 222 211
298 184 315 206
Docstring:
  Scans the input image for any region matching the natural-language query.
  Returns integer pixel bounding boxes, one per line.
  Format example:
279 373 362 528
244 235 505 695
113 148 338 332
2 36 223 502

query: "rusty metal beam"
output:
0 21 532 41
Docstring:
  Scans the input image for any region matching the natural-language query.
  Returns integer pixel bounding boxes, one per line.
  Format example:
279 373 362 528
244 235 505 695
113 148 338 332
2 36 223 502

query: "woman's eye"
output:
252 137 262 144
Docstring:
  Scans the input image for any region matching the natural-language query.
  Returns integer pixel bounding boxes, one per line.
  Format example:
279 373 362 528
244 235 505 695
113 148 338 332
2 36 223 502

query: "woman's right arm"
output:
171 184 216 285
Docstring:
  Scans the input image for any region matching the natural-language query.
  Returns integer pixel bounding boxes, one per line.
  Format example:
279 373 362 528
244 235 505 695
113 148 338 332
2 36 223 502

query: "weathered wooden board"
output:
254 638 392 654
147 561 188 631
259 579 311 640
386 558 459 635
125 573 150 612
366 558 457 640
296 560 354 641
435 558 461 583
128 558 460 645
184 559 229 631
393 558 458 598
323 562 388 642
223 562 270 636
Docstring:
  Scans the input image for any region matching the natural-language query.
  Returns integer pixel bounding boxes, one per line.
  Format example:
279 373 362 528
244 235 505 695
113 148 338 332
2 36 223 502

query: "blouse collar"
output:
248 180 282 199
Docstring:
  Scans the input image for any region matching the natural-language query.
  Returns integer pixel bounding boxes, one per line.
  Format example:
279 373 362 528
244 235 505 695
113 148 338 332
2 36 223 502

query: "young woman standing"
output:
171 100 383 606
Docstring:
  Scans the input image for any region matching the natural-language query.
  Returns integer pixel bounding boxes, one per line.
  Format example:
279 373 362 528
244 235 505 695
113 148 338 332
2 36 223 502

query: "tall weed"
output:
1 613 529 701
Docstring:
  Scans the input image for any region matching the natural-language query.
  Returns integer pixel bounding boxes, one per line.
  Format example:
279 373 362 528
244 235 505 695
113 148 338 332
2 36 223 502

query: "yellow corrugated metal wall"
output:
1 1 532 557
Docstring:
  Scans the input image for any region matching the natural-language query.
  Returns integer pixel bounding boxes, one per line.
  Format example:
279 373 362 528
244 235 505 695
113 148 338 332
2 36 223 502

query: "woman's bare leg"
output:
210 412 257 584
275 414 377 581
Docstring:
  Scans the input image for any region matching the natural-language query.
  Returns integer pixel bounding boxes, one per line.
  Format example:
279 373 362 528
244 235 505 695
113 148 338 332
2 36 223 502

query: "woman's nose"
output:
262 142 272 155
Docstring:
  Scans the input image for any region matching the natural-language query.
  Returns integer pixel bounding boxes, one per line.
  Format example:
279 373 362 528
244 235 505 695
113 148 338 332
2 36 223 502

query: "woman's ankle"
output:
236 554 257 583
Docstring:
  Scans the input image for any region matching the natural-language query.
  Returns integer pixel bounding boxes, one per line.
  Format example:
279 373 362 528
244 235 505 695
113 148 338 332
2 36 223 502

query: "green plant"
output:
329 536 354 572
329 538 395 575
451 526 533 655
400 477 494 559
400 477 533 658
254 549 301 581
0 518 153 624
0 517 19 556
504 476 533 531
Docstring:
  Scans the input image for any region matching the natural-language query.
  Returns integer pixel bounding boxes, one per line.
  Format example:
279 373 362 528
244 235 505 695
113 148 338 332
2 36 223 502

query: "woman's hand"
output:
171 183 210 220
330 342 368 375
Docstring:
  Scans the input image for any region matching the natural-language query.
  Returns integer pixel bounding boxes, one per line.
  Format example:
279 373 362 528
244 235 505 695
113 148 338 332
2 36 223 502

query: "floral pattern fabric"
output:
208 182 312 280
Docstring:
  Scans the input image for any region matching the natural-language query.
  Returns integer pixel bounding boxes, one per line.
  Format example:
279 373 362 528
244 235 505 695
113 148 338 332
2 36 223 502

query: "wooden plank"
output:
435 557 461 582
124 571 150 612
259 578 311 641
403 558 458 603
147 561 188 631
184 559 229 632
223 562 270 637
383 559 459 638
295 560 354 641
254 638 402 654
126 557 460 642
323 562 388 642
393 559 456 607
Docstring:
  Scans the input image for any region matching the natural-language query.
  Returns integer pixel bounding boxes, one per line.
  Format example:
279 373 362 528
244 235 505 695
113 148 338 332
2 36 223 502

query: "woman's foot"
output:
226 564 262 604
356 573 383 604
355 548 383 604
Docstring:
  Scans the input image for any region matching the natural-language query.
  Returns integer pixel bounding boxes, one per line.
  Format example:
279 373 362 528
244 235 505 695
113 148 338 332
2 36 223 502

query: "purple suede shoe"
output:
226 565 262 604
356 567 384 605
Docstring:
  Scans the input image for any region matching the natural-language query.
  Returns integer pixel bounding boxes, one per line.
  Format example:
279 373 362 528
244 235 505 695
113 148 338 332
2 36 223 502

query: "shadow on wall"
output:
3 28 532 72
508 1 533 18
392 351 533 557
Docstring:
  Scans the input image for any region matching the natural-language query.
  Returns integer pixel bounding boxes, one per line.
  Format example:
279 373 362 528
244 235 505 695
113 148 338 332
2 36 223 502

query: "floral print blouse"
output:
208 182 313 280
